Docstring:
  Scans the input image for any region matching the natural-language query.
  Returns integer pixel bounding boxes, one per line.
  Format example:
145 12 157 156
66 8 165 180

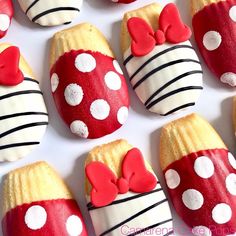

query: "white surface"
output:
0 0 236 235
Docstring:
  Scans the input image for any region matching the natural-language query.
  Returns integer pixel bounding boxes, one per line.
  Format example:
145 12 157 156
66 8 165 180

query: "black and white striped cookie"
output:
18 0 83 26
0 44 48 162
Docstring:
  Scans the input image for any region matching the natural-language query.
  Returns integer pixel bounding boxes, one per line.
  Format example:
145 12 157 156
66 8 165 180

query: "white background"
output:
0 0 236 235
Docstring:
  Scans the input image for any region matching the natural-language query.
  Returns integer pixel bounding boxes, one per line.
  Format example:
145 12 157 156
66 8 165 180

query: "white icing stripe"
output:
87 187 172 236
124 41 203 115
0 78 48 162
18 0 83 26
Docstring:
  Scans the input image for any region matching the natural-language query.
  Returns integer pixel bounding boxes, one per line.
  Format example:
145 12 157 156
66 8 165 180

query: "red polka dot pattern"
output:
192 0 236 85
50 49 129 139
0 0 13 39
2 199 87 236
164 149 236 236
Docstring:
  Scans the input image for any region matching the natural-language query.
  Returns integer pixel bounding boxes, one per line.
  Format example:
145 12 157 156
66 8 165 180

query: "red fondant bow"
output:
0 46 24 86
127 3 192 57
86 148 157 207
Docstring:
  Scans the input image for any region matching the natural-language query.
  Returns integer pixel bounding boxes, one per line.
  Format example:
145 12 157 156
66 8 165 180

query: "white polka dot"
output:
113 60 123 74
228 153 236 169
104 71 122 90
51 73 59 92
112 0 119 2
203 31 222 51
64 83 83 106
229 6 236 22
165 169 181 189
212 203 232 224
220 72 236 87
117 106 129 125
25 205 47 230
226 173 236 195
182 189 204 210
75 53 96 73
70 120 89 138
66 215 83 236
194 156 214 179
90 99 110 120
192 226 212 236
0 14 10 31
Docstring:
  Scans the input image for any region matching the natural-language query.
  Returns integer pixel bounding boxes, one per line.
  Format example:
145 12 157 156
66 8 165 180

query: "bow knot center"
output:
117 178 129 194
155 30 166 45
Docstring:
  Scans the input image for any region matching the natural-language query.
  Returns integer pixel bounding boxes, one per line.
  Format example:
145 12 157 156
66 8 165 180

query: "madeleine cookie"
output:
85 139 173 236
0 0 13 38
121 3 203 116
160 113 236 236
0 44 48 162
50 24 129 139
192 0 236 86
17 0 83 26
1 162 88 236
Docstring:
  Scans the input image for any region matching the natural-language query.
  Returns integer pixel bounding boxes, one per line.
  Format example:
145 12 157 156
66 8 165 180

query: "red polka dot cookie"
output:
1 161 88 236
0 0 13 38
160 113 236 236
192 0 236 86
50 23 129 139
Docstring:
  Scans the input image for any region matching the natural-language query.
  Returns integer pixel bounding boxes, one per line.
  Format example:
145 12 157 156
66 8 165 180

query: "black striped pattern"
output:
31 7 80 22
132 59 201 90
0 142 40 150
87 188 162 211
100 199 169 236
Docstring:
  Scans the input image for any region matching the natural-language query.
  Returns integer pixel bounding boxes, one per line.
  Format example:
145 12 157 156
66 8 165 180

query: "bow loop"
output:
0 46 24 86
127 3 192 57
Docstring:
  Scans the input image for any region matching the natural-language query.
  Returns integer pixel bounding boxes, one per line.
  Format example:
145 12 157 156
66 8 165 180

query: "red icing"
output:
50 49 129 139
192 0 236 82
86 148 157 207
127 3 191 56
2 199 88 236
0 0 13 39
0 47 24 86
164 149 236 236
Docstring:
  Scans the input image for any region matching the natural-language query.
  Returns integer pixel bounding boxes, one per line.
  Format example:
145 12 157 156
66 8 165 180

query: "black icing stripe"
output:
146 86 203 110
99 199 168 236
0 90 43 101
0 122 48 139
127 218 173 236
0 112 48 121
31 7 80 22
123 55 133 66
25 0 40 14
163 230 174 236
133 59 201 90
87 188 162 211
162 103 196 116
24 77 39 84
144 70 203 107
0 142 40 150
128 45 195 81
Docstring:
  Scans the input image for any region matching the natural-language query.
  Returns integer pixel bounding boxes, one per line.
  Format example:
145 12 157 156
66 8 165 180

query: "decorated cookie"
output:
192 0 236 86
0 44 48 162
17 0 83 26
121 3 203 116
1 161 88 236
160 113 236 236
85 139 173 236
50 24 129 139
0 0 13 38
